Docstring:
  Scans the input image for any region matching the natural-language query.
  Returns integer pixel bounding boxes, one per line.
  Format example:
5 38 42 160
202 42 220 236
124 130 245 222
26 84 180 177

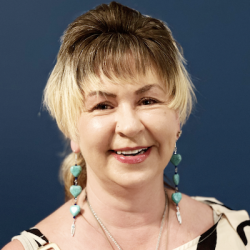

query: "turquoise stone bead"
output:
70 165 82 177
173 174 180 185
170 154 182 166
70 205 81 217
171 192 182 204
70 185 82 198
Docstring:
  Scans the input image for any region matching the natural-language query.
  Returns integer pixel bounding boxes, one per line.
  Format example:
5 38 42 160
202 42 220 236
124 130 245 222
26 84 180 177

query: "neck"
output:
80 170 167 230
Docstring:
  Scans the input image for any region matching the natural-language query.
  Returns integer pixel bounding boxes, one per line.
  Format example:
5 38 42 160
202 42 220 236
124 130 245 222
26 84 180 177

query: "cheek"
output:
140 109 179 157
141 108 179 137
78 115 115 154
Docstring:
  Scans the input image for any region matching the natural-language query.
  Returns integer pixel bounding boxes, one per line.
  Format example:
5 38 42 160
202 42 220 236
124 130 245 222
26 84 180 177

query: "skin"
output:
2 70 214 250
72 70 180 194
71 70 180 243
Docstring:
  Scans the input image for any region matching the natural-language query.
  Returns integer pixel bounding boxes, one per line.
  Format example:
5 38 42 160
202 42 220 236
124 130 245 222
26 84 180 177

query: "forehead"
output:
83 68 167 96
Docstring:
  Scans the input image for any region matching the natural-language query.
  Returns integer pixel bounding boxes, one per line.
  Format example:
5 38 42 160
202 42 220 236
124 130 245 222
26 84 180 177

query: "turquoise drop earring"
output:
170 139 182 224
70 152 82 236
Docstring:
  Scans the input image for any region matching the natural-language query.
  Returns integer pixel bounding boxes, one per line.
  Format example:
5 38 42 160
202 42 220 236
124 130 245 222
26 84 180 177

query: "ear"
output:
70 140 80 153
175 111 181 140
176 129 181 141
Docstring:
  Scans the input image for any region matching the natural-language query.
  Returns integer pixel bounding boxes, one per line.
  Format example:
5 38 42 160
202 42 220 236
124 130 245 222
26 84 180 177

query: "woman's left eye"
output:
139 98 159 105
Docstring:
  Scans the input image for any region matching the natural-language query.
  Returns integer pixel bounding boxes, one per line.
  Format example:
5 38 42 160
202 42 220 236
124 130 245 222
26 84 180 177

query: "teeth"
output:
115 148 148 155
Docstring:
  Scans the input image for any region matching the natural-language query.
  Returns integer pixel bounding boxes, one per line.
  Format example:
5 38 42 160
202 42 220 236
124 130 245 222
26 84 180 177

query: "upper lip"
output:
112 146 150 151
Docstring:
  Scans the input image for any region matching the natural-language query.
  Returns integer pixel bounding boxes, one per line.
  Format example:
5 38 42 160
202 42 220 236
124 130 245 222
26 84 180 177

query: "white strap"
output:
12 231 47 250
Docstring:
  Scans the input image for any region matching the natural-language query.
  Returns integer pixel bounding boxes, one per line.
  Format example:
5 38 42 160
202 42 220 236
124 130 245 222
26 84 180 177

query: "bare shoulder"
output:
167 190 214 236
35 198 73 239
33 191 91 249
1 202 71 250
2 240 25 250
2 200 73 250
180 193 214 233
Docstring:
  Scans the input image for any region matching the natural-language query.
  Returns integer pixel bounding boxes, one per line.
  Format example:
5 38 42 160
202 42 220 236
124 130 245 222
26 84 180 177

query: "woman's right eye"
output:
92 103 112 110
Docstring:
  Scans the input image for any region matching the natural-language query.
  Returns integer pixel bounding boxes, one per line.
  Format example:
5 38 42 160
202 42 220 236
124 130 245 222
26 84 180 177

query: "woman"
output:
3 2 249 250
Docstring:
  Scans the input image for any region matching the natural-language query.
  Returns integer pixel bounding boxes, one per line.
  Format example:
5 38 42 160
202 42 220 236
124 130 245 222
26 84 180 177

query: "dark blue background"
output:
1 0 250 247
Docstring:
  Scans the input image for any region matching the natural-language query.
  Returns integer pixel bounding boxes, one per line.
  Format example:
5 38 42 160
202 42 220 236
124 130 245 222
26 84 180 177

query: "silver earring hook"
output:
174 143 177 154
75 152 77 165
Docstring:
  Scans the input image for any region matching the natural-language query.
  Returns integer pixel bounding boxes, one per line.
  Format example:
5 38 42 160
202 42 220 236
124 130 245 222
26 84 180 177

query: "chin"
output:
109 170 161 189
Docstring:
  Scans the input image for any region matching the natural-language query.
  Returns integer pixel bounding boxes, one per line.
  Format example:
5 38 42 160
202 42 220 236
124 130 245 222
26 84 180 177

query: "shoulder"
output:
166 191 214 242
180 193 215 230
2 240 25 250
3 199 74 250
192 196 250 247
170 193 250 248
34 198 74 240
194 197 250 226
193 196 250 223
167 192 249 236
172 192 215 224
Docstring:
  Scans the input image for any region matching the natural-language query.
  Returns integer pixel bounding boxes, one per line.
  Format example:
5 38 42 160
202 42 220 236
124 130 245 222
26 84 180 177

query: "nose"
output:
115 105 144 138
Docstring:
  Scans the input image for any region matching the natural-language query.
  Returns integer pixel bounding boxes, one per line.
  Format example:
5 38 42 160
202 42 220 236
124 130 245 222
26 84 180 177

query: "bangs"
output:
68 32 178 93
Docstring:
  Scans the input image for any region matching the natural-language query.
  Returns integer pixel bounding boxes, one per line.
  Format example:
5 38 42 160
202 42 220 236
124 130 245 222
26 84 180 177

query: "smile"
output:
115 148 149 156
111 147 151 164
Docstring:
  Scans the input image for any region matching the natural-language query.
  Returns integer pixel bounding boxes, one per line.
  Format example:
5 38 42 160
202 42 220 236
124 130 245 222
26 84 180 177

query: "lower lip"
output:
111 148 151 164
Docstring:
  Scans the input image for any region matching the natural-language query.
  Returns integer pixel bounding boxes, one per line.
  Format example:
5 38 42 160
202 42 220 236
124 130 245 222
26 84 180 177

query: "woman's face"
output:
71 70 180 188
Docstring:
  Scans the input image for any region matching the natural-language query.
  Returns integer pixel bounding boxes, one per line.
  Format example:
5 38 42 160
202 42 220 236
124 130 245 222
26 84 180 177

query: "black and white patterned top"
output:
12 197 250 250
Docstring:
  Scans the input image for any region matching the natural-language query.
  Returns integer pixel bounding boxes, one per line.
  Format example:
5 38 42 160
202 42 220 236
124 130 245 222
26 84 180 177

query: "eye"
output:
139 97 159 105
92 102 112 110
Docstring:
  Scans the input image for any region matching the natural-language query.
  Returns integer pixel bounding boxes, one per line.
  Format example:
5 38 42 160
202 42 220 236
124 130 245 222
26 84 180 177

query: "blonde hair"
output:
43 1 196 200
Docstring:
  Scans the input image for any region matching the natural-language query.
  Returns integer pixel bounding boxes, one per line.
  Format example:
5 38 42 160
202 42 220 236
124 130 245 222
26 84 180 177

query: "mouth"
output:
112 147 150 156
110 147 151 164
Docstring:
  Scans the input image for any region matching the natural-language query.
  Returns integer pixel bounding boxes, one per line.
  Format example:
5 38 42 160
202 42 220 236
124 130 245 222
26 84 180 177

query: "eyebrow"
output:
135 84 164 95
87 84 164 98
88 91 116 98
